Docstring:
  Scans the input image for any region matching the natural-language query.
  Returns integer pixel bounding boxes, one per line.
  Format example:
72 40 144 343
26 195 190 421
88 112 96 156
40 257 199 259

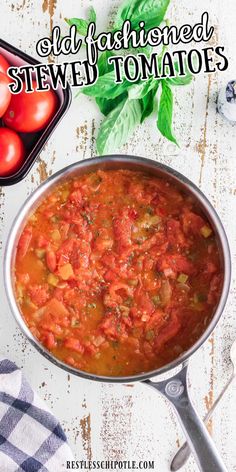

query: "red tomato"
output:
0 128 25 176
0 54 10 75
3 80 58 133
0 72 11 117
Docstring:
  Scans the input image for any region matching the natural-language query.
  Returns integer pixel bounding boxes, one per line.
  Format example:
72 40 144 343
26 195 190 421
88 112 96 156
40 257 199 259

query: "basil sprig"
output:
96 98 142 154
157 81 178 145
115 0 171 29
67 0 192 154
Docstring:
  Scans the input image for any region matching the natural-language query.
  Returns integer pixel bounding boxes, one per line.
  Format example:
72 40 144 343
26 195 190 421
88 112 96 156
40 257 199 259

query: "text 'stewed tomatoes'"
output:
0 128 25 176
3 80 58 133
0 53 10 75
15 170 223 377
0 72 11 117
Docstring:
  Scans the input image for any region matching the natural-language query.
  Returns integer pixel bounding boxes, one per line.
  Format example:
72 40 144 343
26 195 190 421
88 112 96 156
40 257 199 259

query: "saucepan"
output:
4 156 231 472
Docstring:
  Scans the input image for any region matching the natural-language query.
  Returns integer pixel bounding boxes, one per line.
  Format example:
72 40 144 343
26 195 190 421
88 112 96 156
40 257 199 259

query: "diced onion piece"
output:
93 336 105 347
58 263 74 280
177 273 189 284
17 283 23 299
32 306 46 321
71 318 80 328
159 279 172 306
128 279 139 287
139 214 161 230
35 248 46 259
163 268 175 277
51 229 61 241
200 225 212 238
177 283 190 291
47 273 59 287
61 189 70 202
119 305 130 317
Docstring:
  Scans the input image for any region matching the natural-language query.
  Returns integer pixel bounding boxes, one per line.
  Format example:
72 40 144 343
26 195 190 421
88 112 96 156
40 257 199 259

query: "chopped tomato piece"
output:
113 208 133 252
18 273 30 285
135 290 155 315
155 313 181 352
28 284 49 307
182 211 206 237
157 254 195 276
37 235 49 248
64 338 84 354
17 227 32 259
167 219 187 247
69 189 82 205
43 332 56 350
44 298 68 317
94 228 113 252
46 250 57 273
109 282 133 304
100 315 119 340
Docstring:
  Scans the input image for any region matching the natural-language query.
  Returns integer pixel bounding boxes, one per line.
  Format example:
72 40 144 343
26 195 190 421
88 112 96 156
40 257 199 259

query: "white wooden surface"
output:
0 1 236 471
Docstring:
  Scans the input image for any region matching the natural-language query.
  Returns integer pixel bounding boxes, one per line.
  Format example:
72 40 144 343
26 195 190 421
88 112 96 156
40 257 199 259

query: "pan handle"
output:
143 364 228 472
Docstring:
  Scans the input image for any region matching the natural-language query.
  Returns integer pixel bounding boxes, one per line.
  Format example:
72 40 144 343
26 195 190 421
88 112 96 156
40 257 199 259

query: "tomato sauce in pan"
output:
14 170 222 376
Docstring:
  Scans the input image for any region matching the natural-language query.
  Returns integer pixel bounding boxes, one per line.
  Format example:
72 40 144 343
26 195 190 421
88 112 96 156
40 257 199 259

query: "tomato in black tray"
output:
0 128 25 176
0 71 11 117
3 80 58 133
14 170 223 376
0 53 10 75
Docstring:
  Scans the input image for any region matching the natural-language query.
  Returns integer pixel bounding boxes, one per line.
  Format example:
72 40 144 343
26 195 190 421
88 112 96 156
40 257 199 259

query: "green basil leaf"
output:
115 0 170 30
65 18 89 36
167 75 192 86
129 77 157 99
157 82 178 145
96 98 142 155
167 60 193 86
167 62 193 86
82 70 133 99
115 0 138 28
88 6 96 23
96 51 129 114
96 93 127 116
140 82 159 122
97 51 115 76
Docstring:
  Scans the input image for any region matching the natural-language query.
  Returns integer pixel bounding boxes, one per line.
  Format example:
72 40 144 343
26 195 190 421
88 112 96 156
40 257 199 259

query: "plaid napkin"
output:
0 358 74 471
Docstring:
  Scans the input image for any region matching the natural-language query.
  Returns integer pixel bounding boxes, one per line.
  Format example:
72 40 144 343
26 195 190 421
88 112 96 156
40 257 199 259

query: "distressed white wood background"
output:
0 0 236 471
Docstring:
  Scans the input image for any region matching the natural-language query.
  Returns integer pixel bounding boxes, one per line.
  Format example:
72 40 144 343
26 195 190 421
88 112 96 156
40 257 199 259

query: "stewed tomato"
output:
3 80 58 133
15 170 223 376
0 128 25 176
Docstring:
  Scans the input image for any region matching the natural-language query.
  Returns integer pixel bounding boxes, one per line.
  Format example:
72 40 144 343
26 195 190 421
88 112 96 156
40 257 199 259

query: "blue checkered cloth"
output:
0 358 74 471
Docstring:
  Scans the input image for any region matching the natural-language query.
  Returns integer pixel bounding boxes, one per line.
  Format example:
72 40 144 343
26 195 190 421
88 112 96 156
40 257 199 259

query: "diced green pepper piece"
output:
152 295 161 307
193 293 207 303
145 330 155 341
177 273 189 284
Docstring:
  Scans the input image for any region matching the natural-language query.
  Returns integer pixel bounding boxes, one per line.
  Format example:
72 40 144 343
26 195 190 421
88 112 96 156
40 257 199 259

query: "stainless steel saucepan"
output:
4 156 231 472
